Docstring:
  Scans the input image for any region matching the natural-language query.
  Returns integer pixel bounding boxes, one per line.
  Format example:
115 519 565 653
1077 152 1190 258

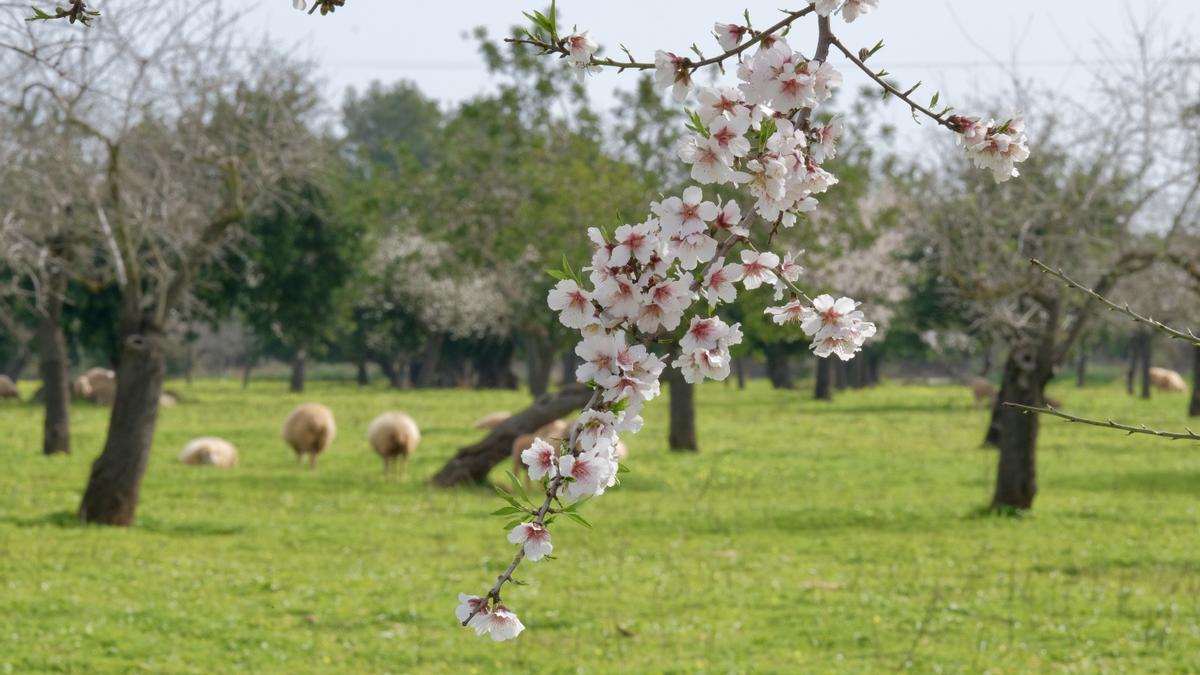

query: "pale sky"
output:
233 1 1196 145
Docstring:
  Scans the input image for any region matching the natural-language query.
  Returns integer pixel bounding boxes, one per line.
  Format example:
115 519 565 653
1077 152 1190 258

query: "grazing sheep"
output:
1149 367 1187 393
971 378 996 407
159 392 179 408
283 403 336 469
473 411 512 430
0 375 18 400
368 411 421 478
72 368 116 405
178 437 239 468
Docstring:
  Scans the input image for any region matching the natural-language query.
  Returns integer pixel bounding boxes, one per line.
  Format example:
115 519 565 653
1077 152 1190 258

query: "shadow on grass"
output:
1053 470 1200 497
0 511 242 536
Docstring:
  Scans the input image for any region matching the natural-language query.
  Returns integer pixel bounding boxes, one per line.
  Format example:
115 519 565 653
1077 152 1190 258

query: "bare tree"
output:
3 1 320 523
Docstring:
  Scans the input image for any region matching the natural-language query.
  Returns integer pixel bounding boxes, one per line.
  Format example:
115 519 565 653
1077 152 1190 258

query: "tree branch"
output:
1033 258 1200 348
827 34 955 130
1004 403 1200 442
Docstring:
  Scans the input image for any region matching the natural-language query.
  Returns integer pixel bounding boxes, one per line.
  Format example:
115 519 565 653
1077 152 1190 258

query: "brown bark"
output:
355 359 369 386
1074 339 1087 388
78 326 166 525
431 385 592 486
412 333 443 388
989 342 1054 510
763 343 794 390
37 290 70 456
666 365 698 452
1189 345 1200 418
289 349 306 393
734 356 747 390
814 355 833 401
559 349 578 386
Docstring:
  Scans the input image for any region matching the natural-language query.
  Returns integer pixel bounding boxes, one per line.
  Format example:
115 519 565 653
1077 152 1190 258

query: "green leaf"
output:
505 470 531 504
490 506 527 517
929 91 940 108
545 268 568 281
564 511 593 529
493 485 524 510
618 462 631 474
503 518 526 530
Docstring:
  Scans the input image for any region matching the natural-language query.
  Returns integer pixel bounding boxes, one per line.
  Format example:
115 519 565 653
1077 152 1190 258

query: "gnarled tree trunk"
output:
37 288 70 456
666 364 698 452
989 342 1053 510
78 325 166 525
431 385 592 486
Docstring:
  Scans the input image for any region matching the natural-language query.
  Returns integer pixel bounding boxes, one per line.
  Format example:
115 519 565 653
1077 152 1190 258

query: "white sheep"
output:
0 375 18 400
1149 367 1187 393
283 403 337 469
73 367 116 405
368 411 421 478
178 437 239 468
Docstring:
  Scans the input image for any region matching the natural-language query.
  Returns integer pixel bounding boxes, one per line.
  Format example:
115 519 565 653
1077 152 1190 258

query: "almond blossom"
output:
520 438 558 480
547 279 595 329
713 22 746 51
654 50 692 102
507 523 553 561
739 250 780 290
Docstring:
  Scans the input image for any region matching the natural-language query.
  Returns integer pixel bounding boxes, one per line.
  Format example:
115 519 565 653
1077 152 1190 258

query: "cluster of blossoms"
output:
459 0 1029 640
948 115 1031 183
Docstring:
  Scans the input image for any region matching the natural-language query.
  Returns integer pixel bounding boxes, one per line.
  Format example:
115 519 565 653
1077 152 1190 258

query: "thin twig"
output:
505 6 815 73
1031 258 1200 347
1004 403 1200 441
827 34 954 130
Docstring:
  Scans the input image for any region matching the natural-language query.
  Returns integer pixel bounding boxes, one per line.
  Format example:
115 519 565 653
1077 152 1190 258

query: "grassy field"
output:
1 375 1199 673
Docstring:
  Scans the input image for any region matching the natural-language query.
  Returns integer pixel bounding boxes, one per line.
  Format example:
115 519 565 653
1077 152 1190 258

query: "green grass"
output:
2 377 1199 673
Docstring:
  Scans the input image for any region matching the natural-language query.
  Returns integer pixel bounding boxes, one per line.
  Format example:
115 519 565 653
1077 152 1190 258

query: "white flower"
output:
292 0 307 9
575 331 624 383
610 221 657 266
671 231 717 271
521 438 558 480
564 32 598 65
547 280 596 329
653 186 718 238
713 200 747 236
677 135 734 185
482 605 525 641
739 250 780 289
764 299 806 325
713 23 746 52
576 410 618 453
814 0 840 16
507 522 553 561
703 257 745 306
800 294 858 337
680 315 736 352
709 115 751 162
456 593 490 635
654 50 692 102
636 277 689 332
593 274 642 319
696 86 748 125
841 0 880 23
559 450 615 502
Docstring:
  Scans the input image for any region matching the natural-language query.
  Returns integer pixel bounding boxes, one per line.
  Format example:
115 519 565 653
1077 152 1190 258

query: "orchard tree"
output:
4 1 321 524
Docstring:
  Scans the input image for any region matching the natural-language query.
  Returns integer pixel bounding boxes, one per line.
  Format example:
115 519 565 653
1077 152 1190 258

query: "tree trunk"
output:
525 332 553 398
814 356 833 401
1189 345 1200 418
989 344 1053 510
355 359 369 386
431 385 593 486
763 343 794 390
866 352 881 386
37 293 70 456
666 365 698 452
289 349 306 393
78 326 166 526
735 356 747 390
1139 332 1152 400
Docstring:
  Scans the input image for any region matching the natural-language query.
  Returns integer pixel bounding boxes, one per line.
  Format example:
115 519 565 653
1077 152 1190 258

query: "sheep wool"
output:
368 411 421 477
283 403 337 469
